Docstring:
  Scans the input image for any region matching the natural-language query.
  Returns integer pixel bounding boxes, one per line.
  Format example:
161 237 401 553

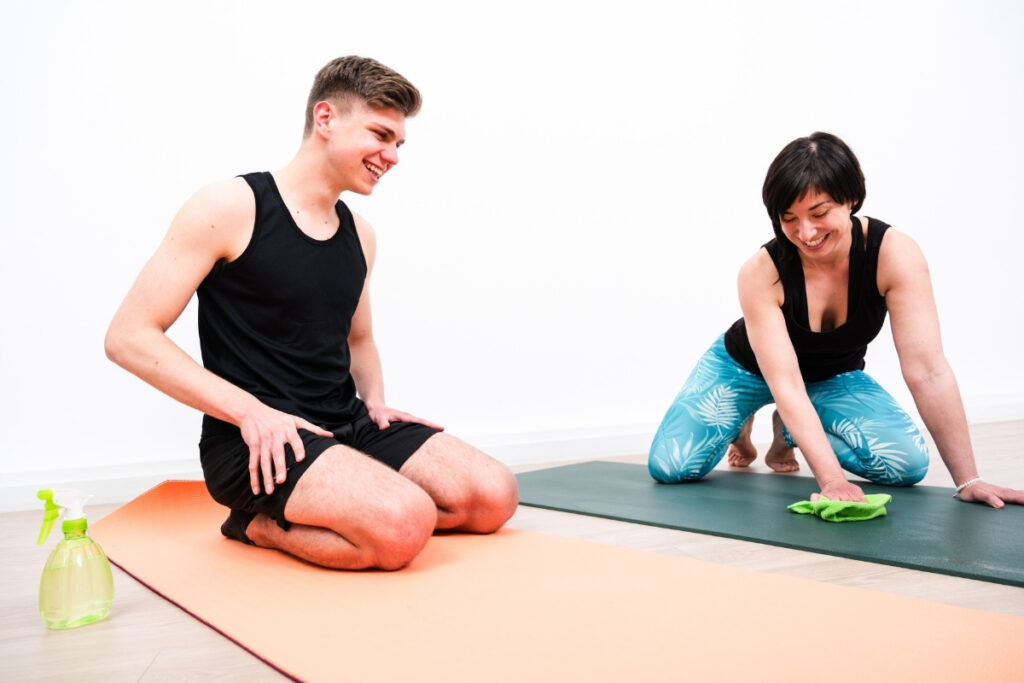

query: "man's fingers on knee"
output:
287 428 306 462
398 411 442 431
260 443 276 494
248 447 261 494
298 417 332 438
272 443 288 484
292 439 306 462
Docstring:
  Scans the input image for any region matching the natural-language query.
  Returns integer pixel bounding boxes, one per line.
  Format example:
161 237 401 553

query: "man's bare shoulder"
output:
181 177 254 225
350 210 376 240
350 211 378 269
169 177 256 261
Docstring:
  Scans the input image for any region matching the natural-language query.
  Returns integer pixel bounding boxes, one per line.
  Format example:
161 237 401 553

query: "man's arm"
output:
347 213 442 431
105 178 331 494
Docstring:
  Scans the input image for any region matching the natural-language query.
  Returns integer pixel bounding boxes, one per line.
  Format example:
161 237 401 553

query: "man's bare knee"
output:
460 467 519 533
280 451 438 570
367 488 436 570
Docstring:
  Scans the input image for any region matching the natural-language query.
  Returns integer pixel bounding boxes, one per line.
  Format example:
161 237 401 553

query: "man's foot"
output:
764 410 799 473
726 416 758 467
221 509 256 545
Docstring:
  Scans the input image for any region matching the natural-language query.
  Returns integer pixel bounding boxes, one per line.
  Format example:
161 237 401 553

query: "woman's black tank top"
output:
723 217 890 383
197 172 367 433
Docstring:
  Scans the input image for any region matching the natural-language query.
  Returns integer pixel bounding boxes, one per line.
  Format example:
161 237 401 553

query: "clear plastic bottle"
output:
37 489 115 629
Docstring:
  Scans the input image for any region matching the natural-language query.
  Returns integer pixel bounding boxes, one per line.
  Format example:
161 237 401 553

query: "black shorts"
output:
199 403 440 530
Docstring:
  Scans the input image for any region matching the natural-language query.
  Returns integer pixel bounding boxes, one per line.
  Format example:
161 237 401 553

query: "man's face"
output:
326 100 407 195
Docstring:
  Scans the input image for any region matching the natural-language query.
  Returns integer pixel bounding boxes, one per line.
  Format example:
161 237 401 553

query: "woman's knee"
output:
648 434 713 483
649 365 767 483
648 464 703 484
829 431 930 486
875 448 929 486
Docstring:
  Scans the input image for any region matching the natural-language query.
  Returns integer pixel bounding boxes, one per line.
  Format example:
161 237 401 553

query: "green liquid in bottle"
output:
39 528 114 630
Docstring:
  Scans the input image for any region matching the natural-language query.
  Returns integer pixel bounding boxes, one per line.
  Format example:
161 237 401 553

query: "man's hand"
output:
956 480 1024 509
365 403 444 432
812 478 866 503
239 406 333 495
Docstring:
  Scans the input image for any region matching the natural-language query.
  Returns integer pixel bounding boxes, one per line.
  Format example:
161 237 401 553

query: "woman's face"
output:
779 190 853 261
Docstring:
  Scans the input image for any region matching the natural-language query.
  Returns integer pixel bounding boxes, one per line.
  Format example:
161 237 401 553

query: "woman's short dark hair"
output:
762 132 866 273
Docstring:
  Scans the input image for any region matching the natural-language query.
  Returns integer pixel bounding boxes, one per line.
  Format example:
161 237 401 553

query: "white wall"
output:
2 0 1022 510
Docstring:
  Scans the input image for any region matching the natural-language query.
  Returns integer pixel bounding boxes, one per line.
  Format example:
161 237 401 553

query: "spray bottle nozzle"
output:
37 489 92 545
37 490 60 545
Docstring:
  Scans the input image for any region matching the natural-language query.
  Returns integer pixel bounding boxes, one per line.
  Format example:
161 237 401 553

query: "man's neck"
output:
274 144 349 211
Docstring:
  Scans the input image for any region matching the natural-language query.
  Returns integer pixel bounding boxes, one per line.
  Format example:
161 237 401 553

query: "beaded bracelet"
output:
953 477 982 498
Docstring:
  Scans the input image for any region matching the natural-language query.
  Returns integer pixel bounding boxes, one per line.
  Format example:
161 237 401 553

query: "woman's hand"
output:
955 480 1024 508
812 478 866 502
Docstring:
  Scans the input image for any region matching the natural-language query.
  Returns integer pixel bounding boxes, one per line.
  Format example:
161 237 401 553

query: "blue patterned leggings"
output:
648 335 930 485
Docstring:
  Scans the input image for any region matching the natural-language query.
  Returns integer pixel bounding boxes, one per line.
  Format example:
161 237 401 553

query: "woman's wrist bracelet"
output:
953 477 982 497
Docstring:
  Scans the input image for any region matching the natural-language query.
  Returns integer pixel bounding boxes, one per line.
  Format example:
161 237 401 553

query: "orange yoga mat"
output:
90 481 1024 682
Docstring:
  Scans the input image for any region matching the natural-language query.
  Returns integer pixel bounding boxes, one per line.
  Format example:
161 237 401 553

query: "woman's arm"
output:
880 229 1023 507
738 251 865 501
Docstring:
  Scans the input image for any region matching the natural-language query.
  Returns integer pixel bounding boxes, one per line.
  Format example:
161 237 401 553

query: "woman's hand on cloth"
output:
812 478 866 503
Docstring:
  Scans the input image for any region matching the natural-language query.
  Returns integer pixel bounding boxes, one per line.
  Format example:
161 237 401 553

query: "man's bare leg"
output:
232 433 517 568
398 432 518 533
241 445 437 570
764 410 799 472
726 416 758 467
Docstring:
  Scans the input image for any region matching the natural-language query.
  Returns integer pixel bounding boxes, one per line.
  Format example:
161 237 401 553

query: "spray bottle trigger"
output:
37 489 61 545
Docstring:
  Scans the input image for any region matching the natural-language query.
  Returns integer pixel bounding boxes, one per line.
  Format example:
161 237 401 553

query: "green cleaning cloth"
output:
788 493 892 522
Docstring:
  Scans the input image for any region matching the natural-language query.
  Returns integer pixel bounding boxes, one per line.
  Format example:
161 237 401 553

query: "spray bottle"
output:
36 489 115 629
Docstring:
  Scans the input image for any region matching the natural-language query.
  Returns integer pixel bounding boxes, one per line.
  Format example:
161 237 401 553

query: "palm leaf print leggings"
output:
648 335 930 485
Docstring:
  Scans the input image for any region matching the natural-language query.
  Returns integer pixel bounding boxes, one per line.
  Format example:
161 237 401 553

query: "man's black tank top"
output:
197 172 367 434
723 217 890 383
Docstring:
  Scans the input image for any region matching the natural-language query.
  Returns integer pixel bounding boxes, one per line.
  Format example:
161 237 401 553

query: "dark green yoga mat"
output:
517 462 1024 587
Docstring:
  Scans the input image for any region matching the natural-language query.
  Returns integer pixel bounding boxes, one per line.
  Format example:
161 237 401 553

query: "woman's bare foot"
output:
726 416 758 467
764 410 799 473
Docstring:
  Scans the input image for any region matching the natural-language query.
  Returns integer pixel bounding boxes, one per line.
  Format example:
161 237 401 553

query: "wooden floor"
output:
3 420 1022 681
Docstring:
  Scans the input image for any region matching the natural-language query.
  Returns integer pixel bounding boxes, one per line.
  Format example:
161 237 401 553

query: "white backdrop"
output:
2 0 1022 509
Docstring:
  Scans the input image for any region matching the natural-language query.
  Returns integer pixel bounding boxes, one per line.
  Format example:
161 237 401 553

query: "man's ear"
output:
311 100 335 138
